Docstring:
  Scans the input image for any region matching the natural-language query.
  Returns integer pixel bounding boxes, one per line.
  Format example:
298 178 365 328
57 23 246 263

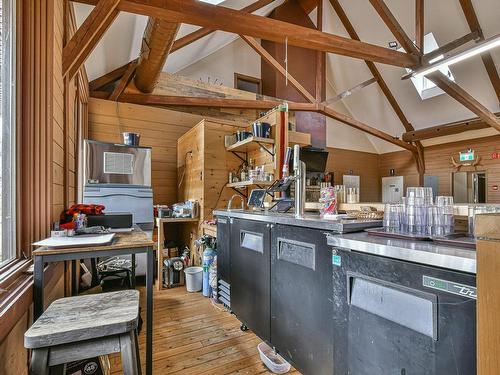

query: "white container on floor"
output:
257 342 291 374
184 267 203 292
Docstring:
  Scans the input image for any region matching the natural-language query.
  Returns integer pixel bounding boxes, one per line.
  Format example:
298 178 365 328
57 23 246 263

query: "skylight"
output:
400 33 455 100
199 0 225 4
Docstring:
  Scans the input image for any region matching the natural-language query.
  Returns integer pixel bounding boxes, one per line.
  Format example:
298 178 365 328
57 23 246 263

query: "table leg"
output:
131 254 136 289
146 247 154 375
33 256 45 321
157 221 164 291
90 258 99 287
71 260 78 296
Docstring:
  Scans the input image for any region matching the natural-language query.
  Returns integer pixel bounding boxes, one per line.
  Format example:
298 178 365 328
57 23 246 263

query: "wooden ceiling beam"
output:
109 60 137 101
329 0 414 133
415 0 424 52
240 35 316 103
134 19 180 93
89 59 137 92
95 91 414 151
422 31 479 64
426 71 500 132
113 93 318 111
63 0 120 80
72 0 419 67
459 0 500 104
171 0 276 52
318 105 416 152
368 0 420 56
402 113 499 142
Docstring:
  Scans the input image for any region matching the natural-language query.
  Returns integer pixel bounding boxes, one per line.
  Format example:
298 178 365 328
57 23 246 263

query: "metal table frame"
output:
33 245 154 375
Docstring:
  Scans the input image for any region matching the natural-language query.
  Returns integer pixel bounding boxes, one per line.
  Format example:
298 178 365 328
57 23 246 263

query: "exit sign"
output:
459 150 474 162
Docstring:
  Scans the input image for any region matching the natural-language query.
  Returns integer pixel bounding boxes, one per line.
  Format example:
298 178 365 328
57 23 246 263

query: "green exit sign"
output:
459 151 474 161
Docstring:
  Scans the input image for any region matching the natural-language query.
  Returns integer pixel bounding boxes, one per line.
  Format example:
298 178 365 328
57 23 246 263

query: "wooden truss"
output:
68 0 500 176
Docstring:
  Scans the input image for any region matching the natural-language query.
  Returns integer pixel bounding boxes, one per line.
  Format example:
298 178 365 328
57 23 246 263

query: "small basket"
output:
257 342 291 374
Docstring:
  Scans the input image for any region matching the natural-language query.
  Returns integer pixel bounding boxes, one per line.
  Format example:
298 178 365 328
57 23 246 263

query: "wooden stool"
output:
25 290 141 375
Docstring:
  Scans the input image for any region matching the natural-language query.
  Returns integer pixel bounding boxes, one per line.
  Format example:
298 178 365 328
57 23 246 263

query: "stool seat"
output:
25 290 139 349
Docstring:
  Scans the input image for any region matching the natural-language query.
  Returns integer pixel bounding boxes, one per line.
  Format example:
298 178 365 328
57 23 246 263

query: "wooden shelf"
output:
289 131 311 147
227 179 274 188
226 136 275 153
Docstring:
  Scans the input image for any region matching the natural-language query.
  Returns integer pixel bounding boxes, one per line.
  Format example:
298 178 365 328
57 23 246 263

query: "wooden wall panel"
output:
88 98 206 204
326 148 381 202
379 135 500 203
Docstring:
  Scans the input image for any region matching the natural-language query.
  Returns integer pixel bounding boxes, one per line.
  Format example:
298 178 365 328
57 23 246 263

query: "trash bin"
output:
184 266 203 292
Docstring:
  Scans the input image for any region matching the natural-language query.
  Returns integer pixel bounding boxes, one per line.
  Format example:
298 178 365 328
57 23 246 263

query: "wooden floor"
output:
109 287 301 374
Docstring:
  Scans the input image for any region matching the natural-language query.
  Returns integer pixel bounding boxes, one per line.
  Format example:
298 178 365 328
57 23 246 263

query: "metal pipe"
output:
293 145 306 218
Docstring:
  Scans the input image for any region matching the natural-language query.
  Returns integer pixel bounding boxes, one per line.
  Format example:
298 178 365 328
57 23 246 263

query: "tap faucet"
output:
227 194 244 211
293 144 306 218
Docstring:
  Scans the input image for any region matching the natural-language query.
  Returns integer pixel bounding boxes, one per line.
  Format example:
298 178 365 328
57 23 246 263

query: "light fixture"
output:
199 0 225 4
406 32 500 79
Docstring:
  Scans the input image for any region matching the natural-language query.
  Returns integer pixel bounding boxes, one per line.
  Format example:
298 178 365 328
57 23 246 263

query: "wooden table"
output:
156 217 199 290
32 230 155 375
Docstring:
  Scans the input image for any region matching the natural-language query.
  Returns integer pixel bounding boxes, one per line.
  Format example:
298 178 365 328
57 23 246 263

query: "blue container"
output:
202 247 216 297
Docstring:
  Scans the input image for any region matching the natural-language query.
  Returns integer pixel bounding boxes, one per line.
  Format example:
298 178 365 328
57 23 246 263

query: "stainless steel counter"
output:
214 209 381 233
327 231 476 274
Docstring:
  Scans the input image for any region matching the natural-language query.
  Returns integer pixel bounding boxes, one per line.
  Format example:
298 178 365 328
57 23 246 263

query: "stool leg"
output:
120 331 140 375
134 329 142 375
30 348 49 375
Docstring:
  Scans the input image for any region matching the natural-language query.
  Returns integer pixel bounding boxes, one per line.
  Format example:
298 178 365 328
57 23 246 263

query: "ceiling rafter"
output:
422 31 480 64
368 0 420 56
109 60 137 101
415 0 424 52
402 112 500 142
89 91 415 151
368 0 500 144
171 0 277 52
72 0 418 67
89 59 137 92
426 71 500 132
63 0 120 80
458 0 500 104
240 35 316 103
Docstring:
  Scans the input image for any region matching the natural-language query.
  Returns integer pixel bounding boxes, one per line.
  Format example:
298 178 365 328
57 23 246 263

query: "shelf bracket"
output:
230 151 247 164
256 142 275 157
230 187 248 198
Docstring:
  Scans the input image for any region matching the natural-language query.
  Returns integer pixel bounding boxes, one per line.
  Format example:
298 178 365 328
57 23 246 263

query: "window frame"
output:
234 72 262 95
0 0 17 269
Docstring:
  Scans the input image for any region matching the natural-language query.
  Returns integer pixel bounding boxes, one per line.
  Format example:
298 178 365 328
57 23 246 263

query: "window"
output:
0 0 16 266
401 32 455 100
234 73 262 95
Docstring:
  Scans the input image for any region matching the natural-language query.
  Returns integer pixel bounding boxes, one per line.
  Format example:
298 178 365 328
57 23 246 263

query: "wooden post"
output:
475 213 500 375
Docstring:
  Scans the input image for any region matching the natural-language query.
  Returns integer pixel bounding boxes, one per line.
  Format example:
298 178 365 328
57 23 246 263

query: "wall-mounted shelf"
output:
227 179 274 189
226 136 275 153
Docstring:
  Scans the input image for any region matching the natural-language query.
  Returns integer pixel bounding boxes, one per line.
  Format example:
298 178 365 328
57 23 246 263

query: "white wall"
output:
175 37 261 88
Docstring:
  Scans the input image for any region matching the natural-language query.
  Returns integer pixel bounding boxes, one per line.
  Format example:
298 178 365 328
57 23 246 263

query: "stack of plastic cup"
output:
435 196 455 236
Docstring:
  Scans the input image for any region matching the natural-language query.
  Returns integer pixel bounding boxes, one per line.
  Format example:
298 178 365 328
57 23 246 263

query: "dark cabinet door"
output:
230 218 271 342
216 217 231 284
332 249 476 375
271 225 333 375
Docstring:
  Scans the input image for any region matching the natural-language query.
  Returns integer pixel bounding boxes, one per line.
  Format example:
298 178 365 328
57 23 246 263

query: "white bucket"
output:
184 266 203 292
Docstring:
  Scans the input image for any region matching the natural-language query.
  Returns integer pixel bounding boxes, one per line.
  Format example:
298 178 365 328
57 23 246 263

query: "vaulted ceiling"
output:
74 0 500 153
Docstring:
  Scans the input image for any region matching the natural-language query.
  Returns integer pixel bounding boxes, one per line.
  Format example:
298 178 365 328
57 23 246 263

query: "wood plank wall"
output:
0 0 85 372
88 98 206 204
380 135 500 203
326 148 381 202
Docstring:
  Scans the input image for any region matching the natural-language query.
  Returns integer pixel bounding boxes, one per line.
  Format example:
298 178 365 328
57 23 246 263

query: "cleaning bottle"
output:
202 242 216 297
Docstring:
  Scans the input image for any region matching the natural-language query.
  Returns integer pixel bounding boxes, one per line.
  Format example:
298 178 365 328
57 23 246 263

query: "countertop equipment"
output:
83 140 154 276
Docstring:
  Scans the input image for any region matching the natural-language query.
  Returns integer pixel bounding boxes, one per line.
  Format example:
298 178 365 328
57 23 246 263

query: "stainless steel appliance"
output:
82 140 154 276
84 140 151 186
